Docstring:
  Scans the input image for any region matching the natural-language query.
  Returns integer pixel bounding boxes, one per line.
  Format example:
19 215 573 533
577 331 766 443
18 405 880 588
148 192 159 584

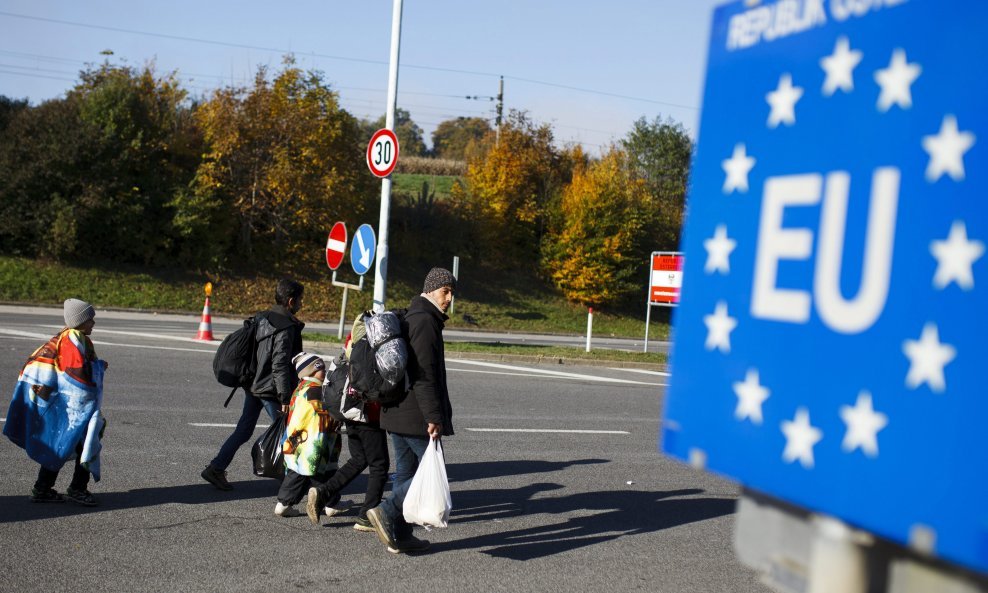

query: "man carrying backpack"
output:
366 267 456 554
201 278 305 491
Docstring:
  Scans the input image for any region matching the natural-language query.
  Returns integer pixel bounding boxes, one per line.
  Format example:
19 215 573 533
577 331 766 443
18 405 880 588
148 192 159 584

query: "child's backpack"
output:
212 316 259 406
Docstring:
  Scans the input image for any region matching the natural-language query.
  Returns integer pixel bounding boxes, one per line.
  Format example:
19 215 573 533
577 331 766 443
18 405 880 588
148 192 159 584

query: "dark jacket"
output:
380 295 453 437
251 304 304 403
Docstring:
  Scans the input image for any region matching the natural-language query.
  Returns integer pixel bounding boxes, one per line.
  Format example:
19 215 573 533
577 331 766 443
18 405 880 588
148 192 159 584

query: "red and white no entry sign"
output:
366 128 399 178
326 221 347 270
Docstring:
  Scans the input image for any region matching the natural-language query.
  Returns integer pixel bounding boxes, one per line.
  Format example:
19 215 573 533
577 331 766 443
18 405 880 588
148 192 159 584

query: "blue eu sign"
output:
662 0 987 574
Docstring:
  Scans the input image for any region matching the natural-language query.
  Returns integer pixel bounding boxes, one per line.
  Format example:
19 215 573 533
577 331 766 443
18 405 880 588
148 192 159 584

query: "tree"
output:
193 58 375 268
0 63 201 264
621 115 693 250
542 147 652 306
431 117 491 160
450 111 565 267
367 107 426 157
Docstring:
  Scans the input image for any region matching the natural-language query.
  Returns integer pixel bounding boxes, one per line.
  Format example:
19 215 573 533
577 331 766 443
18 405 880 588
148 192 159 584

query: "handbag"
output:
402 438 452 528
251 412 286 479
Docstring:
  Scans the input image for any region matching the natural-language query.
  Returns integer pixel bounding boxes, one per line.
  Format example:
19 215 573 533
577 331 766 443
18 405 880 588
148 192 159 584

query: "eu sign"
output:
662 0 987 575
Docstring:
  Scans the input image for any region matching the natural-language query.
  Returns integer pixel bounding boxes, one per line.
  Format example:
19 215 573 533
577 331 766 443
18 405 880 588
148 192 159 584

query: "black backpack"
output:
212 316 259 406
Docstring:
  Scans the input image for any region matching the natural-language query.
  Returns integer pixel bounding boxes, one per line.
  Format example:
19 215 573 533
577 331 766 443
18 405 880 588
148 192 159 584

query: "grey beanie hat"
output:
422 267 457 294
64 298 95 328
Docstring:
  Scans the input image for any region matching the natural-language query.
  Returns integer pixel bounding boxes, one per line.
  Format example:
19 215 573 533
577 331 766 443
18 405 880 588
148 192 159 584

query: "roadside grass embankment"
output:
0 256 671 365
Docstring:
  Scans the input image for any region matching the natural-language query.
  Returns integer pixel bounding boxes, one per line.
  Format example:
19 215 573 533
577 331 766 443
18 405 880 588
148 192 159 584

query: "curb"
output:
301 340 668 372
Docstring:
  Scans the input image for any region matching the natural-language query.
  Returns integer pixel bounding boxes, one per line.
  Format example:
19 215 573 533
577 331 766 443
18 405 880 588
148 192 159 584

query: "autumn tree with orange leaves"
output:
191 58 374 268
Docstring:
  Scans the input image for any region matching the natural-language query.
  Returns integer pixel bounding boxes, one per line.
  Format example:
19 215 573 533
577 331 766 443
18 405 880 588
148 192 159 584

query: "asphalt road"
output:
0 308 765 593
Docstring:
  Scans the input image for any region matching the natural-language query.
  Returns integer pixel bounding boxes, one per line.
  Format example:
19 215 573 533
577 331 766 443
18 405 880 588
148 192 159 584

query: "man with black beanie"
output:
366 267 456 554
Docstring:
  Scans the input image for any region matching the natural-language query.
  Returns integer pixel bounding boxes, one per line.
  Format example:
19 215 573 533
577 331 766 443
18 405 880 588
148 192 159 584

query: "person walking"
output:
274 352 350 518
3 298 107 506
201 278 305 490
366 267 456 554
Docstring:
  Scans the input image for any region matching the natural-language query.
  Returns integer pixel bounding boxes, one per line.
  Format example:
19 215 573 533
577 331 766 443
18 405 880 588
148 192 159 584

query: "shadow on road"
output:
447 458 608 482
436 485 735 560
0 478 279 523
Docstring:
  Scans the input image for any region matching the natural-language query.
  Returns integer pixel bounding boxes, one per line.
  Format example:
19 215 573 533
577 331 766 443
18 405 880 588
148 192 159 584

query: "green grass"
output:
302 332 667 364
392 173 459 197
0 255 671 342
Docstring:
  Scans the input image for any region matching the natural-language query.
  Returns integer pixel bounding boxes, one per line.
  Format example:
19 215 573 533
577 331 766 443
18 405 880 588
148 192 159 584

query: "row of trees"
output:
0 59 692 308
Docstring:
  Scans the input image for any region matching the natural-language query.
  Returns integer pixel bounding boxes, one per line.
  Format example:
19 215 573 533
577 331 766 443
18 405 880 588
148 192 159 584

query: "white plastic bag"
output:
402 438 452 528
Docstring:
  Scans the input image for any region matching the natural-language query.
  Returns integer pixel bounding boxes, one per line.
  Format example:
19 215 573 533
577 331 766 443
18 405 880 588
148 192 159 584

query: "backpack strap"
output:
223 385 239 407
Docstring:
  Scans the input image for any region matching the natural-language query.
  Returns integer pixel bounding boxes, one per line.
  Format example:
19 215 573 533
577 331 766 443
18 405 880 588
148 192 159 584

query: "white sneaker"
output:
274 502 302 517
324 499 353 518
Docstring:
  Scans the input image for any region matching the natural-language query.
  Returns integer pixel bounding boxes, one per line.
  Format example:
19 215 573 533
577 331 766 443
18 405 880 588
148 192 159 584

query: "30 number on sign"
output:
366 129 400 178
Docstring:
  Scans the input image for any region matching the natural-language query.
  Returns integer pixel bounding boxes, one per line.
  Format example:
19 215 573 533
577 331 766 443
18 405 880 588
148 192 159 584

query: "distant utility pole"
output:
496 75 504 144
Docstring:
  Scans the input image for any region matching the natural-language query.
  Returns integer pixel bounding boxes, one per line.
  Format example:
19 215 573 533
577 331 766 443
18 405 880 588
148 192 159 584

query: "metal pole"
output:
372 0 404 313
450 255 460 315
644 303 652 353
338 286 349 340
585 307 593 353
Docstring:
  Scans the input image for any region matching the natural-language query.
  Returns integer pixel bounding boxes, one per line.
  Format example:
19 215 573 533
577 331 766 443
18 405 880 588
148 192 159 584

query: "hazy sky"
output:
0 0 726 152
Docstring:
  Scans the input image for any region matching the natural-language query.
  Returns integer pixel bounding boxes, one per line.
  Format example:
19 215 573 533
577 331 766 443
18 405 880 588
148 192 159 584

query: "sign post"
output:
643 251 683 353
662 1 988 589
326 221 349 339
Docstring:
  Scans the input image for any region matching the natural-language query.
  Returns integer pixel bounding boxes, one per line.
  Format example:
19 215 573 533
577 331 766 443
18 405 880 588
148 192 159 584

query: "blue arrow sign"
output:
662 0 988 574
350 223 376 276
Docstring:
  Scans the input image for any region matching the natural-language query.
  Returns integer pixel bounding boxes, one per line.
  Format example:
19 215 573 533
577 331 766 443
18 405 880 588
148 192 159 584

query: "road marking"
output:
608 367 671 377
190 423 242 428
38 324 216 345
448 367 667 386
447 359 664 385
466 428 630 435
0 330 215 353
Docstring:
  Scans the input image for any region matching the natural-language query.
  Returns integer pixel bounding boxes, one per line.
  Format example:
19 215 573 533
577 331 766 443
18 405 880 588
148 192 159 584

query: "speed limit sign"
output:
366 128 399 178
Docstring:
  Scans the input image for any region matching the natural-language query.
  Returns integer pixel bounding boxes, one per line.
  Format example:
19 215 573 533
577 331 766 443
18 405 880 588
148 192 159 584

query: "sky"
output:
0 0 726 153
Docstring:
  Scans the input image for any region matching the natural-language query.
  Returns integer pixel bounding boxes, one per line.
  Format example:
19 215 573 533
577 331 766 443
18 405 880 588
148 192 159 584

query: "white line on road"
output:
466 428 630 435
0 330 215 353
447 358 664 386
189 423 242 428
38 324 217 345
608 367 670 377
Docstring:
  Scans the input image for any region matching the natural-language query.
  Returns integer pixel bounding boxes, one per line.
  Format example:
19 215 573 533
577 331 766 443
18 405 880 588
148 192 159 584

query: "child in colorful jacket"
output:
3 298 107 506
274 352 350 518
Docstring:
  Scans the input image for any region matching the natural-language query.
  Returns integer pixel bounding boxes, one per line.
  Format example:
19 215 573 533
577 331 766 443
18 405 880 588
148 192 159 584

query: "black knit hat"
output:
422 267 457 293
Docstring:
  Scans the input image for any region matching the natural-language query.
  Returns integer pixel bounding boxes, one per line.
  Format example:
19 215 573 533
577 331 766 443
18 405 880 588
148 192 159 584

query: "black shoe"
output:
366 505 396 549
353 516 375 532
201 465 233 491
388 535 430 554
65 487 99 507
30 488 65 503
306 487 324 525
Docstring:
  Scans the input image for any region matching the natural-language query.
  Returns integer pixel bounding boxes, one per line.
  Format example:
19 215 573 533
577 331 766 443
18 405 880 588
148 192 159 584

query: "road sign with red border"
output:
366 128 399 178
650 251 684 306
325 221 347 270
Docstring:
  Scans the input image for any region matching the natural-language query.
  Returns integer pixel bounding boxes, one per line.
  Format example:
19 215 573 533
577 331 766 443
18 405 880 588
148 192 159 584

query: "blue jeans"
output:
380 433 430 540
210 393 280 471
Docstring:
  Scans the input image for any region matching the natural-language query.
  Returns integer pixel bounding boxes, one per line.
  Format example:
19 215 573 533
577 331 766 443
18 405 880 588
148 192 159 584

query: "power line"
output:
0 10 699 110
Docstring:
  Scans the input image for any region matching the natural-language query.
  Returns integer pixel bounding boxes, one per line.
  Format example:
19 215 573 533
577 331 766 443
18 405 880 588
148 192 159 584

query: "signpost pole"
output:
585 307 593 353
644 302 652 353
450 255 460 315
338 286 349 340
372 0 403 313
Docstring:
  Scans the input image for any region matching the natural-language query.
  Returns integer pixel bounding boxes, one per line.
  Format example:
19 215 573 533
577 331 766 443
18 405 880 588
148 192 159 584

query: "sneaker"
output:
387 535 430 554
324 498 353 518
201 465 233 491
353 517 375 532
274 502 302 517
305 487 324 525
65 487 99 507
30 487 65 503
366 505 396 549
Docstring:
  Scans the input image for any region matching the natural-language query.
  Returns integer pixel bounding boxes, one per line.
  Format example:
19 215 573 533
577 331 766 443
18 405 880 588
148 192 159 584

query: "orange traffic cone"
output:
195 295 215 341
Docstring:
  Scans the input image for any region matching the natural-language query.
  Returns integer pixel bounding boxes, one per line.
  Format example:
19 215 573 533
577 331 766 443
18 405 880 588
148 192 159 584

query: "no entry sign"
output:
366 128 399 178
325 221 347 270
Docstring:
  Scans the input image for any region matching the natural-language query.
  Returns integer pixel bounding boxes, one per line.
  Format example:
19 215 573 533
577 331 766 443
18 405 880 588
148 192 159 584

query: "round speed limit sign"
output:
366 128 400 178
